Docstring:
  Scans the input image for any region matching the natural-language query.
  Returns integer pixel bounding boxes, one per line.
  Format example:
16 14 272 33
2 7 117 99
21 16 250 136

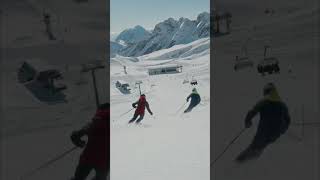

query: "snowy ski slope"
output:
110 38 210 180
211 0 319 179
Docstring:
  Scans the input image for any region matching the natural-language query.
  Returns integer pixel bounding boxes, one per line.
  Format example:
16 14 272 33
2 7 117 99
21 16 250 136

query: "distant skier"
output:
128 94 153 124
43 12 56 40
235 83 290 163
123 66 127 74
288 64 293 74
70 103 109 180
184 88 201 113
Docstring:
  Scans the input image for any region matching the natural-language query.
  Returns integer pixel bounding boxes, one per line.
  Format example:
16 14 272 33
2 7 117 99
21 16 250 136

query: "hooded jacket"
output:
133 96 152 115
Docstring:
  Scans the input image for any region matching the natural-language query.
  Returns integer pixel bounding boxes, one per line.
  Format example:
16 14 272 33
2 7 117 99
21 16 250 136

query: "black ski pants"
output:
184 102 200 113
129 113 145 123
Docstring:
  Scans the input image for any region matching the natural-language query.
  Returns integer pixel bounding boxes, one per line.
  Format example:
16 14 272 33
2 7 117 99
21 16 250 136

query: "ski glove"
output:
132 103 137 108
71 131 86 148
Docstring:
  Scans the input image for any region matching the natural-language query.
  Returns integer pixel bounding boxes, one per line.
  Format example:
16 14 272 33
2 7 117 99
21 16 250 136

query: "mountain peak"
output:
197 12 210 22
133 25 145 30
114 12 210 57
115 25 151 45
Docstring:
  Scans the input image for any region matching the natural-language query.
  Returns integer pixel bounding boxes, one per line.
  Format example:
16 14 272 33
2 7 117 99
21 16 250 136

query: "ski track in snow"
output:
110 40 210 180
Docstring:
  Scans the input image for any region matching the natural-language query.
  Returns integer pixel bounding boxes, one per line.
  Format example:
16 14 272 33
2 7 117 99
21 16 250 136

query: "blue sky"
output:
111 0 210 33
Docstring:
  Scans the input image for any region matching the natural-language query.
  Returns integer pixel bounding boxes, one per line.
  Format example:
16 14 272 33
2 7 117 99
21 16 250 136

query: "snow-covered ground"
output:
1 0 108 179
212 0 319 179
110 38 210 180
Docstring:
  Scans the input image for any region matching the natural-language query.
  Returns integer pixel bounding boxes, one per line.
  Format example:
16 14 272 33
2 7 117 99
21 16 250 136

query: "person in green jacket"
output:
184 88 201 113
236 83 291 163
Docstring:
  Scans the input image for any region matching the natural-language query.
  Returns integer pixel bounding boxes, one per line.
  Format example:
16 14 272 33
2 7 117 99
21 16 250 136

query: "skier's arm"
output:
186 94 191 102
245 100 263 128
132 101 138 108
146 102 153 115
70 122 91 148
281 104 291 134
285 108 291 127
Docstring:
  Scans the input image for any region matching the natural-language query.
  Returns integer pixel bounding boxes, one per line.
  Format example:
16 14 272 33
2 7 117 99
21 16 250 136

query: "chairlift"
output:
234 44 254 71
257 46 280 75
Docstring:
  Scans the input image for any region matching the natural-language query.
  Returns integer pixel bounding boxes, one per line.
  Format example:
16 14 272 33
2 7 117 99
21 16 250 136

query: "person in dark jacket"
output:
43 12 56 40
235 83 291 163
128 94 153 124
71 103 109 180
184 88 201 113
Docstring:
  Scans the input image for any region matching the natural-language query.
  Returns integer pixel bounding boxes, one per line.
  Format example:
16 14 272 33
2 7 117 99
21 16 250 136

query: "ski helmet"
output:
263 83 276 96
139 94 146 101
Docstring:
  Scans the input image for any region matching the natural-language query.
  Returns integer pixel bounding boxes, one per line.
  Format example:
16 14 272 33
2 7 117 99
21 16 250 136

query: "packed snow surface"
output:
110 38 210 180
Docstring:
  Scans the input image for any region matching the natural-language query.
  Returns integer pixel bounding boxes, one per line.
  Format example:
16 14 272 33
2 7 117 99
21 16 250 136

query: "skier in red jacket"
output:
70 103 109 180
128 94 153 124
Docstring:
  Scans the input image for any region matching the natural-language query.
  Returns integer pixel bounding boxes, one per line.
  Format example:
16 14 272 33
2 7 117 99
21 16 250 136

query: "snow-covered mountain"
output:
111 37 210 65
111 32 120 41
110 41 124 58
115 25 151 46
115 12 210 57
139 38 210 61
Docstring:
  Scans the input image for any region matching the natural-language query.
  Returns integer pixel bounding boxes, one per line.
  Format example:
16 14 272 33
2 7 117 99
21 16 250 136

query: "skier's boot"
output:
235 148 262 163
128 119 135 124
184 106 193 113
135 121 141 124
135 117 143 124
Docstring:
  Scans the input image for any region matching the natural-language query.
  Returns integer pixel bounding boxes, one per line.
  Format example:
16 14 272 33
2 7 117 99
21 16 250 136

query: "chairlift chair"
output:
234 44 254 71
257 46 280 75
234 56 254 71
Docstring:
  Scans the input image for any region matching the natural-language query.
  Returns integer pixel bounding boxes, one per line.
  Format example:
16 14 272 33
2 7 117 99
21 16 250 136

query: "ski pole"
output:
175 102 188 114
118 107 134 118
20 146 78 180
211 128 247 167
